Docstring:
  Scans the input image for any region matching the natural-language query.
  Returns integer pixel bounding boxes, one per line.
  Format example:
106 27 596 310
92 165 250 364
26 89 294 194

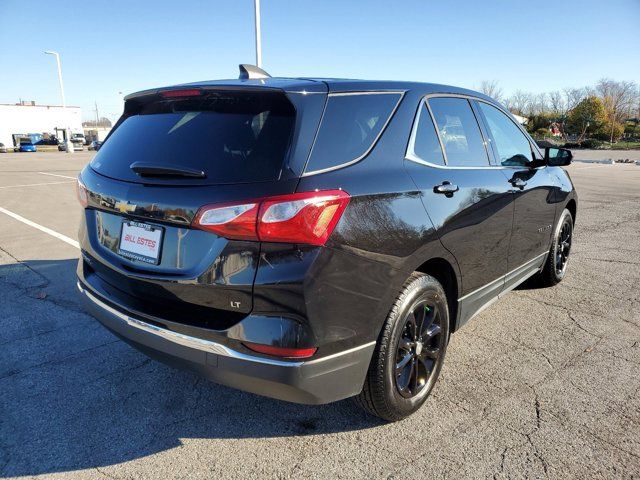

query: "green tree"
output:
567 96 606 142
595 121 624 142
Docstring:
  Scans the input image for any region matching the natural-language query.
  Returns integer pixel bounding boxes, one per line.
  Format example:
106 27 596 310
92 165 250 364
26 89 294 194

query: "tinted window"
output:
91 92 295 184
305 93 401 173
428 97 489 167
410 102 445 166
478 102 533 166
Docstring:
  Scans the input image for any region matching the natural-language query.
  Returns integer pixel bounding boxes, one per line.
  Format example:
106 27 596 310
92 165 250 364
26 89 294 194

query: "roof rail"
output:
239 64 271 80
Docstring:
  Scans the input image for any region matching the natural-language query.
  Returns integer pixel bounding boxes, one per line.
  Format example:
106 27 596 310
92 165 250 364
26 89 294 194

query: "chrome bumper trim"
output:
77 281 374 368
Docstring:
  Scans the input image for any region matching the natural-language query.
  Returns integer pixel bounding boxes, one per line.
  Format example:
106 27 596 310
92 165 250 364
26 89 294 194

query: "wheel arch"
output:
565 198 577 224
414 257 460 333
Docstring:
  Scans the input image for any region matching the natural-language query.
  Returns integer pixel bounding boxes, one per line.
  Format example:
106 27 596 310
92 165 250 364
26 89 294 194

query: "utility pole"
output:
44 51 73 153
94 101 100 142
254 0 262 67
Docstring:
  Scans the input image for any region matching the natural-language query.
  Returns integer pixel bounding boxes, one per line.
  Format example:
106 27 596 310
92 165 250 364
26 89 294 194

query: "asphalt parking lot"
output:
1 151 639 479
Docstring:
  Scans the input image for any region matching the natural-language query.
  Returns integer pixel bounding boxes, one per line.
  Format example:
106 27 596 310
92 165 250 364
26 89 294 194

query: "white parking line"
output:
38 172 77 180
0 181 74 189
0 206 80 249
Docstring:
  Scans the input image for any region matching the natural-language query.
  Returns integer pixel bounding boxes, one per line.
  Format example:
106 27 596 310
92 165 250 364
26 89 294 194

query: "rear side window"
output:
91 92 295 184
428 97 489 167
304 93 402 174
477 102 533 166
408 102 445 166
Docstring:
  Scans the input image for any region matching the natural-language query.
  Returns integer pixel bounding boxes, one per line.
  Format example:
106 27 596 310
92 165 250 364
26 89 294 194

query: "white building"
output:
0 102 83 147
83 126 112 142
512 113 529 126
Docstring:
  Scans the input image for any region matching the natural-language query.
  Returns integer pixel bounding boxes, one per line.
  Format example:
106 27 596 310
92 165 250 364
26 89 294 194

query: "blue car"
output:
19 141 37 152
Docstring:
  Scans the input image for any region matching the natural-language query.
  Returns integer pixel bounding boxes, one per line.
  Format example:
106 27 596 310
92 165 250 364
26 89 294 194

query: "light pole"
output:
254 0 262 67
44 51 73 153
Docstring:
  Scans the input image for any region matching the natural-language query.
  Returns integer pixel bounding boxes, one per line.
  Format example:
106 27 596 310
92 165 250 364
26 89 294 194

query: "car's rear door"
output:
473 100 558 286
404 95 513 326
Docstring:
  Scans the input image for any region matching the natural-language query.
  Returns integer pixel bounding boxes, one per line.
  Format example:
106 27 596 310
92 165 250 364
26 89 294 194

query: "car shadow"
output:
0 259 382 477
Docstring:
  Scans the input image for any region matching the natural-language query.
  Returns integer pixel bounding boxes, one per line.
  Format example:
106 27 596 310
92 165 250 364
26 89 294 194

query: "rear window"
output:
304 93 402 174
91 92 295 184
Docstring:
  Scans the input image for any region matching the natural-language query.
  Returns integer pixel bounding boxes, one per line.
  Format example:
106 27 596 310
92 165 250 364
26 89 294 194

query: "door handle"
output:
510 178 527 189
433 181 459 196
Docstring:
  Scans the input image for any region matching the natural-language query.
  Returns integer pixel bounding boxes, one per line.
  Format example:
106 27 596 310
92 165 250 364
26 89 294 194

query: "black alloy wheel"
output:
555 218 572 276
539 208 574 287
395 300 444 398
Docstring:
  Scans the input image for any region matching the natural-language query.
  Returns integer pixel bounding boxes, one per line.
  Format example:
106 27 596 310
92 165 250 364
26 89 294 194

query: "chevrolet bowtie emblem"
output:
115 200 136 213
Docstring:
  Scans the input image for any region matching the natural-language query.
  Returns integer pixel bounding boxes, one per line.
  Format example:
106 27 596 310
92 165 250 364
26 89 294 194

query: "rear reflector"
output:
243 342 317 359
159 89 202 98
192 190 350 246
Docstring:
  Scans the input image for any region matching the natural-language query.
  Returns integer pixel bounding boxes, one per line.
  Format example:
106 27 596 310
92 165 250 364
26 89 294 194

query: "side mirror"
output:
544 147 572 166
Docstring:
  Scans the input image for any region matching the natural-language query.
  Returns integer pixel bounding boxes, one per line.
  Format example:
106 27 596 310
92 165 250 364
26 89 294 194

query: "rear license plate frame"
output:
117 220 164 265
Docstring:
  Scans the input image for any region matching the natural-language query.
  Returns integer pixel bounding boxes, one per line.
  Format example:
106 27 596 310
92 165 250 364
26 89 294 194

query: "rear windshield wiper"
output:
130 162 206 179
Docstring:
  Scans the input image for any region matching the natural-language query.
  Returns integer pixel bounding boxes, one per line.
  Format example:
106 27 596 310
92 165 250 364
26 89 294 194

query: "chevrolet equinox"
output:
76 65 577 421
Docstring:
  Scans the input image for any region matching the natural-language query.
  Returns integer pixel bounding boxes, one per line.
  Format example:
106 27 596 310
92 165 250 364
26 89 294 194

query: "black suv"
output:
77 66 577 421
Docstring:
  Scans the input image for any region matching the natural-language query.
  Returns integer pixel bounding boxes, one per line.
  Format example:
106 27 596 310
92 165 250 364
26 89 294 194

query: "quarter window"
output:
305 93 402 173
428 97 489 167
478 102 533 167
409 102 445 166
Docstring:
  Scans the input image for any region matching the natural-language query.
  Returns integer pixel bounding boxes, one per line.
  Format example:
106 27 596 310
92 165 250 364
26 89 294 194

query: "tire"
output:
354 272 449 421
539 208 574 287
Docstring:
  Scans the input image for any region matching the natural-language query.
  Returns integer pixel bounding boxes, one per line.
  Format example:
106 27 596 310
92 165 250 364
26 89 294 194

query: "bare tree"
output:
478 80 503 102
548 90 566 116
563 87 587 113
505 90 532 116
525 93 549 117
82 117 113 128
595 79 637 142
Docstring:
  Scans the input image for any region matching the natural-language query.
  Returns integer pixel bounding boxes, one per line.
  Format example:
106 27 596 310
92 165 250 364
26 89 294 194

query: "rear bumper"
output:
77 281 375 405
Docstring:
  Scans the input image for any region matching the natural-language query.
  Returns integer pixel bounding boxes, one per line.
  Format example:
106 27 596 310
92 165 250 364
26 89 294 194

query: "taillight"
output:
76 176 88 208
192 201 259 241
258 190 350 245
192 190 350 245
243 342 317 359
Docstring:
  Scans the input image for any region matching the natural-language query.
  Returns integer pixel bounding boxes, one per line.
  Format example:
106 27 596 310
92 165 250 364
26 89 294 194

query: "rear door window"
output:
304 93 402 174
91 91 295 185
428 97 490 167
408 102 446 166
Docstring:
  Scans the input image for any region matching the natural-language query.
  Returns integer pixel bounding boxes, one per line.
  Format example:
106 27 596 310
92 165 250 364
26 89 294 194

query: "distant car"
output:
58 141 84 152
89 140 103 151
40 137 60 146
19 141 37 152
71 133 87 145
0 143 7 153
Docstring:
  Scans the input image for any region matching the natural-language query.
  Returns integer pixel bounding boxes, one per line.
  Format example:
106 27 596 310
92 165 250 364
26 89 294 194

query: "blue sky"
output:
1 0 638 121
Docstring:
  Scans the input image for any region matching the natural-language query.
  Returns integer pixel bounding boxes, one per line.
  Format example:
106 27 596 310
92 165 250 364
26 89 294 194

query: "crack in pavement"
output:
95 466 121 479
0 321 87 347
466 330 555 370
0 338 120 381
0 246 85 316
79 359 152 388
520 294 605 338
582 257 640 266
